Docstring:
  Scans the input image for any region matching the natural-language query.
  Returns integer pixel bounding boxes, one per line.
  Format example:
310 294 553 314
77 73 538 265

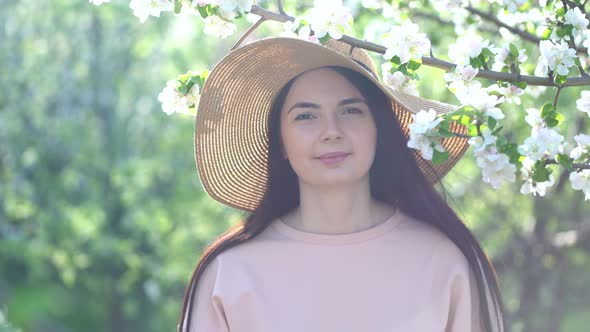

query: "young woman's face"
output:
279 67 377 188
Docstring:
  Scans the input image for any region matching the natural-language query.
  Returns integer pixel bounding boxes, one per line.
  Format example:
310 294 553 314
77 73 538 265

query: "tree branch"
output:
467 5 589 56
231 15 266 51
248 4 590 87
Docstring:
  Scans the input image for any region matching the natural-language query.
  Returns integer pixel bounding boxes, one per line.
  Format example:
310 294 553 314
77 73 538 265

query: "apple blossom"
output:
203 15 237 38
487 83 524 105
448 32 491 66
444 67 483 104
158 80 193 116
570 134 590 161
381 62 419 96
564 7 589 39
407 109 445 160
519 157 555 197
468 128 516 189
524 108 544 134
492 45 527 72
460 89 506 120
307 0 353 40
89 0 111 5
494 0 526 13
576 90 590 119
518 127 565 162
129 0 174 23
280 18 320 43
534 39 577 77
381 19 431 64
569 170 590 200
476 151 517 189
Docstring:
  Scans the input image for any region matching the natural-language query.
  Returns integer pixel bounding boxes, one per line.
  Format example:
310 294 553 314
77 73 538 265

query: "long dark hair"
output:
178 66 505 332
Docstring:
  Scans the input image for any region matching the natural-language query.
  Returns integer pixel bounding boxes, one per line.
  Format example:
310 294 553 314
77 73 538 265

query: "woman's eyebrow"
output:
287 97 367 113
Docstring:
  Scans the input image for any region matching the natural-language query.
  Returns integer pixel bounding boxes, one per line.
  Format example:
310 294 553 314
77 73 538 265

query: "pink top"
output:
187 208 485 332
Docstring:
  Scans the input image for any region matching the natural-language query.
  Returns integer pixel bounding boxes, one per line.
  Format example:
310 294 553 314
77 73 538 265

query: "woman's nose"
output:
320 114 343 142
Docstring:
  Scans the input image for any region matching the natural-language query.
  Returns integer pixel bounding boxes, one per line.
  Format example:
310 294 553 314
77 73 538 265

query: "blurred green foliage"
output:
0 1 589 332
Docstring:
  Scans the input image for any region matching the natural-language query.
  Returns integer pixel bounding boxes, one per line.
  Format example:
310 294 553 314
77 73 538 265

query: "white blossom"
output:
518 127 565 162
477 151 517 189
407 109 445 160
89 0 111 5
564 7 589 39
444 64 479 83
468 127 497 157
534 39 577 77
569 170 590 200
461 89 505 120
570 134 590 160
203 15 237 38
381 62 419 96
519 157 555 196
279 18 320 43
129 0 174 23
186 83 201 107
448 33 491 65
493 0 526 13
381 19 431 64
444 65 483 104
157 80 199 115
492 45 527 72
307 0 353 40
486 83 524 105
582 29 590 49
524 107 544 134
214 0 253 20
468 128 516 189
575 90 590 118
361 0 387 9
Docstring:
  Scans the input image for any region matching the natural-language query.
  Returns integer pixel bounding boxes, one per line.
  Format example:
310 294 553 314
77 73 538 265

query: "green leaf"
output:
509 43 519 58
515 81 527 89
432 149 450 165
481 48 495 58
318 34 332 44
174 0 182 14
555 112 565 125
492 125 504 136
540 102 555 117
496 134 507 147
532 162 551 182
557 154 574 171
469 57 482 68
546 118 558 127
556 7 566 18
499 143 520 164
390 55 401 65
197 4 210 18
487 116 497 131
407 58 422 71
554 74 568 85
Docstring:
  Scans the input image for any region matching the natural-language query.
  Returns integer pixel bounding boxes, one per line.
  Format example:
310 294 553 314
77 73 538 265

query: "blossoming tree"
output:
90 0 590 200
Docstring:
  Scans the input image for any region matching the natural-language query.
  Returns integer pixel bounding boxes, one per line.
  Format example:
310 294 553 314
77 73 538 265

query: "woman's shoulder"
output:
395 209 454 244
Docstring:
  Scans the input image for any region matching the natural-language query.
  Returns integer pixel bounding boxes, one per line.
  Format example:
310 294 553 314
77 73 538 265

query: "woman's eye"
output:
344 107 363 114
295 113 315 120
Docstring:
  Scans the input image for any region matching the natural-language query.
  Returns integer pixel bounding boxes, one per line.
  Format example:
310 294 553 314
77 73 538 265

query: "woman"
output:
179 37 505 332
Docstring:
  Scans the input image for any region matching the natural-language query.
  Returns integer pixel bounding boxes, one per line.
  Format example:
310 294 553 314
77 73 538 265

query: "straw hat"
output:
194 37 469 212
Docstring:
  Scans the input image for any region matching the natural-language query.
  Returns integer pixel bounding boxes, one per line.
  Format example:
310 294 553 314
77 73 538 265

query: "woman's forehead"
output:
283 68 363 105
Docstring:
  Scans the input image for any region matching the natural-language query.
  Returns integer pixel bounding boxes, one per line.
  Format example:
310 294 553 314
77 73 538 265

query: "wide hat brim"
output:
194 37 469 212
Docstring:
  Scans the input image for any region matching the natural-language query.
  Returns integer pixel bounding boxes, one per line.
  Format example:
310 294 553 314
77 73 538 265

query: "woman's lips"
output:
317 152 351 165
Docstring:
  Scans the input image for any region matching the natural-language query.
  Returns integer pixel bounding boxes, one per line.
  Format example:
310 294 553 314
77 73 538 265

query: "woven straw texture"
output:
194 37 469 212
